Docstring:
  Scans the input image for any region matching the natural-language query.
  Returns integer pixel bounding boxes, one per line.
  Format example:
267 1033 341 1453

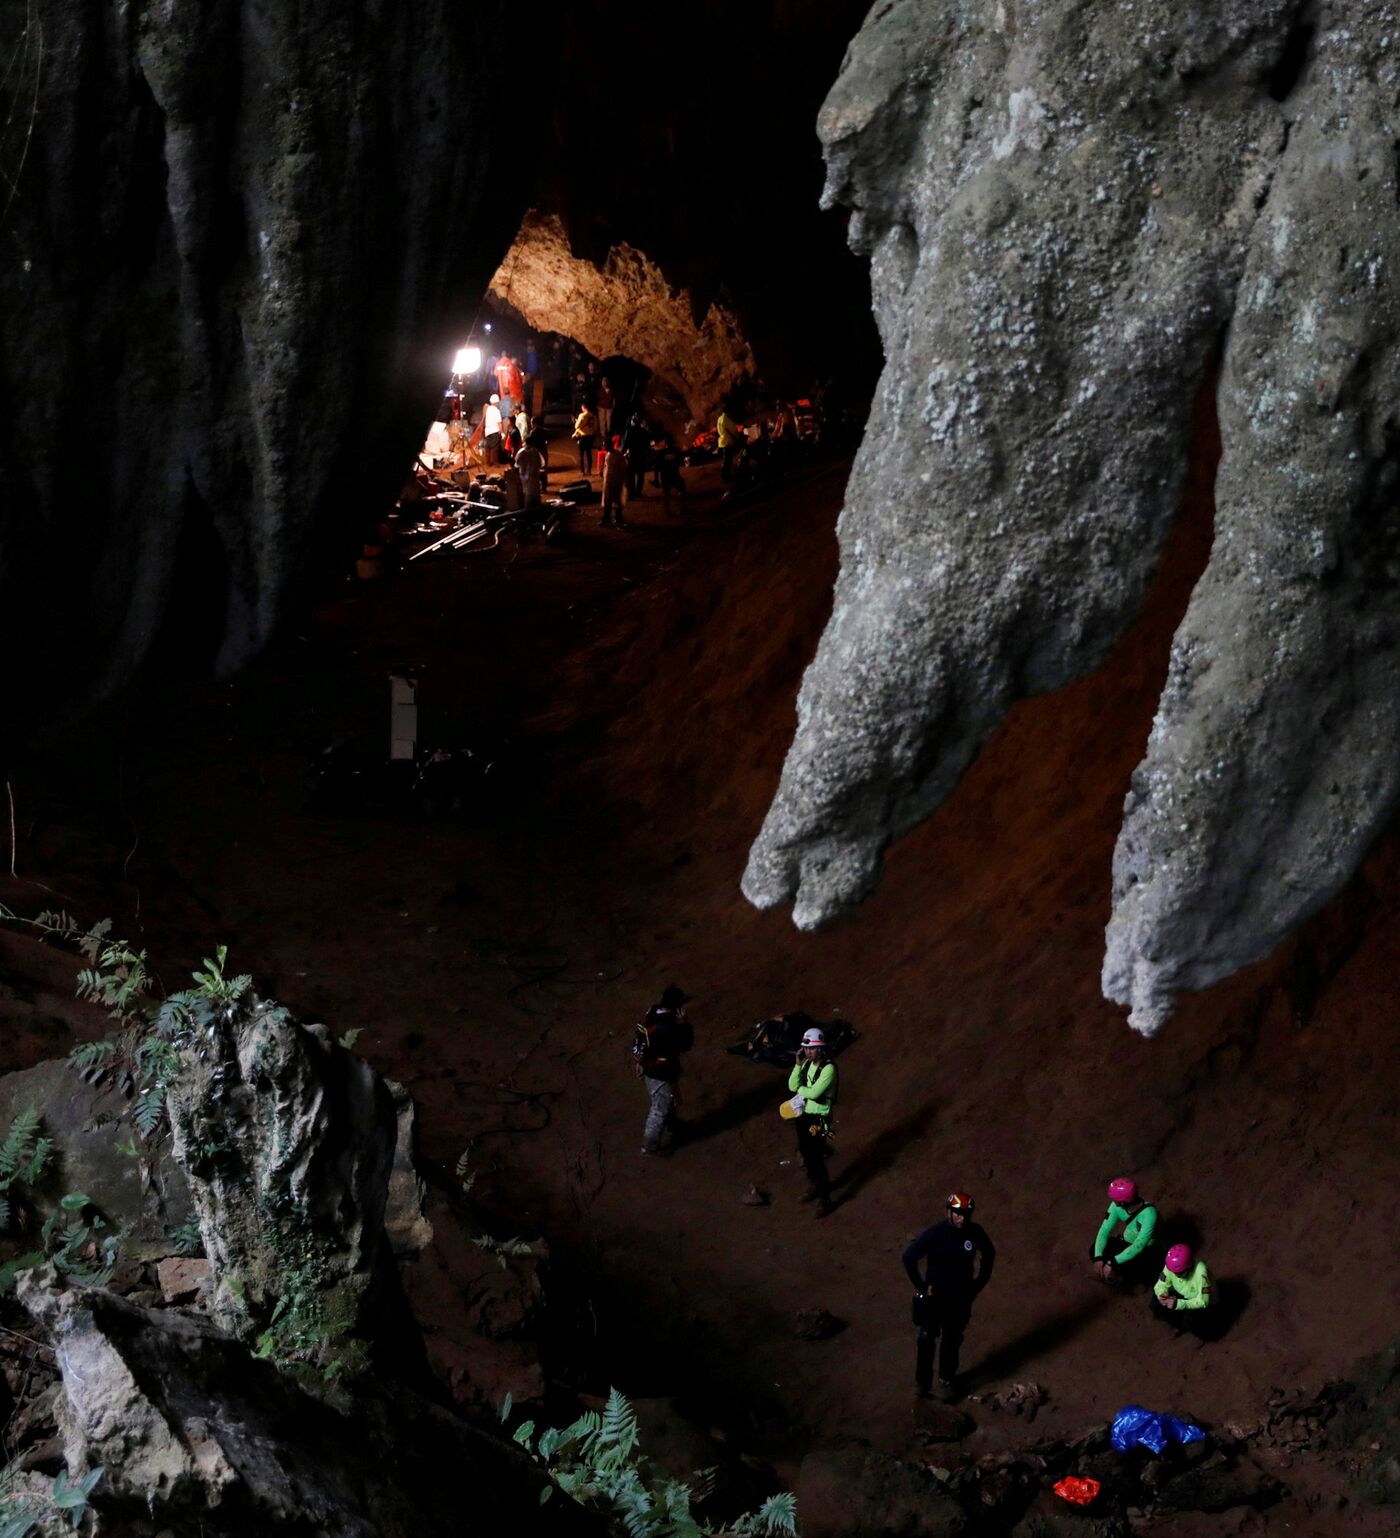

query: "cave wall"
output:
0 0 527 738
743 0 1400 1032
488 211 754 427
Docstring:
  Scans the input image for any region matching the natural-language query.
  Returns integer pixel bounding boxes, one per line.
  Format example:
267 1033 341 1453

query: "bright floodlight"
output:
453 346 482 374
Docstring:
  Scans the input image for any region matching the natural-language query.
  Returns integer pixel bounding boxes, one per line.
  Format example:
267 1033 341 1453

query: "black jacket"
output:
632 1006 692 1082
903 1219 995 1299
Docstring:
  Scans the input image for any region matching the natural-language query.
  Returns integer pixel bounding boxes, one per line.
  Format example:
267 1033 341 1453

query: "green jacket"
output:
1094 1201 1158 1264
1154 1259 1213 1311
788 1059 837 1118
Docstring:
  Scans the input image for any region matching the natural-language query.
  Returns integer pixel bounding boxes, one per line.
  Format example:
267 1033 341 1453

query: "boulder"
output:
164 996 402 1363
1153 1449 1283 1513
17 1272 606 1537
155 1258 211 1306
0 1059 193 1251
796 1447 970 1538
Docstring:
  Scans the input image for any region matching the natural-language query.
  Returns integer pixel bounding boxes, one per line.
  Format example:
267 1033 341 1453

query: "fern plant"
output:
511 1387 799 1537
0 1107 53 1229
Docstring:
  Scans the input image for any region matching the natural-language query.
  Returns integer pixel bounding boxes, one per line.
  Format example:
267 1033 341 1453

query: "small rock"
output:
741 1186 769 1206
914 1402 973 1442
792 1307 844 1341
156 1257 212 1305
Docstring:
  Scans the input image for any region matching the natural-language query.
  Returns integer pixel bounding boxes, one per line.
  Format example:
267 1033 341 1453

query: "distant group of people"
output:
575 400 688 529
628 988 1223 1409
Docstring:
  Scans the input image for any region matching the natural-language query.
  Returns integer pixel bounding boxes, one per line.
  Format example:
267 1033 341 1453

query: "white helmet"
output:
801 1027 825 1048
489 393 500 403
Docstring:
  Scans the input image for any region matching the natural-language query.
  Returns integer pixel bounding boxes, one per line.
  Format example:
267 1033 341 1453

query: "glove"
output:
789 1095 805 1114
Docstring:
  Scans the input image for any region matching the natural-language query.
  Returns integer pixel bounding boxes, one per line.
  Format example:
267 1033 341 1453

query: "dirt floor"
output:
4 414 1399 1530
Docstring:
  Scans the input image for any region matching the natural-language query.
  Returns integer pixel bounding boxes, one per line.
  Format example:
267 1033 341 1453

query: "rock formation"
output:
744 0 1400 1032
17 1274 604 1537
163 989 401 1362
0 0 524 736
490 212 755 428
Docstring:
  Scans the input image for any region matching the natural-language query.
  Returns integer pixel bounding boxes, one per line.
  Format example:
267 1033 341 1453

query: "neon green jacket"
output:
1094 1201 1157 1264
1155 1259 1213 1311
716 411 743 448
788 1059 837 1117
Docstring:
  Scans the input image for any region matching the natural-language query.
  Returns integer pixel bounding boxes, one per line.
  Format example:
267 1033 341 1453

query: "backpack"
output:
727 1012 856 1067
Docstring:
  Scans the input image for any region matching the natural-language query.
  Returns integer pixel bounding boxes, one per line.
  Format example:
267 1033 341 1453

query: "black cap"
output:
659 985 691 1008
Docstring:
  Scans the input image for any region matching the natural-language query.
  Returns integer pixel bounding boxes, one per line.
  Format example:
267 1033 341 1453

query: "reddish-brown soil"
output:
5 415 1398 1528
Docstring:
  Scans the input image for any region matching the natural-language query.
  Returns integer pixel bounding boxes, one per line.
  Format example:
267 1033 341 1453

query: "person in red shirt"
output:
494 354 523 415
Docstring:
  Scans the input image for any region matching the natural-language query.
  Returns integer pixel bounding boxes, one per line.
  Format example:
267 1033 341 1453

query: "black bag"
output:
728 1012 856 1066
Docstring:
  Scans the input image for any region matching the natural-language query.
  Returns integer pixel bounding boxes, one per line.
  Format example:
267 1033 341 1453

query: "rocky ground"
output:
3 431 1399 1533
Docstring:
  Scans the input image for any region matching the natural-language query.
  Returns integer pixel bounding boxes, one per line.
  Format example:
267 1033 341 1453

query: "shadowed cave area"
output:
1 3 1399 1536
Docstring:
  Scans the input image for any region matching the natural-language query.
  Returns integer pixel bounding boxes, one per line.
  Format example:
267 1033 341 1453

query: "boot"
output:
815 1196 835 1219
797 1186 819 1205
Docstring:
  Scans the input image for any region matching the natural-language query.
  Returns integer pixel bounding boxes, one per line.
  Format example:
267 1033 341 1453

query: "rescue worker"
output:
716 405 744 480
515 441 544 508
599 441 629 529
482 393 503 466
903 1191 995 1401
1152 1243 1213 1329
572 403 598 475
787 1026 838 1217
1091 1177 1158 1286
631 986 692 1155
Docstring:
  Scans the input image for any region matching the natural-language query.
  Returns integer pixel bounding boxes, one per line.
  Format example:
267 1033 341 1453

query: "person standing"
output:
786 1026 838 1217
1091 1177 1158 1287
622 411 652 499
482 393 503 466
654 435 687 516
515 441 544 508
597 376 616 446
716 404 744 481
632 986 693 1155
599 440 629 529
572 403 598 475
902 1191 995 1401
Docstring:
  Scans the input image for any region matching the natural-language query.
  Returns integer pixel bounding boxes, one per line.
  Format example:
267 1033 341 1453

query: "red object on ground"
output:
1053 1477 1101 1507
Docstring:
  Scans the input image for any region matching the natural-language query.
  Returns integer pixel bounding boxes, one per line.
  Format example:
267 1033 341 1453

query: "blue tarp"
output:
1111 1404 1206 1456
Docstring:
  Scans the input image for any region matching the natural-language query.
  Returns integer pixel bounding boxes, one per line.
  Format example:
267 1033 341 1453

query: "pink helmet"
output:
1165 1243 1192 1275
1108 1177 1137 1204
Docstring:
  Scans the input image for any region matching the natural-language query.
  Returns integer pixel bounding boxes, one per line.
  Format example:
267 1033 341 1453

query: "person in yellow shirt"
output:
716 406 744 481
786 1027 838 1217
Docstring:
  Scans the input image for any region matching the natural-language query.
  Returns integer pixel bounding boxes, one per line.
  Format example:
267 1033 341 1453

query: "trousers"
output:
642 1077 676 1151
915 1292 972 1388
795 1119 830 1199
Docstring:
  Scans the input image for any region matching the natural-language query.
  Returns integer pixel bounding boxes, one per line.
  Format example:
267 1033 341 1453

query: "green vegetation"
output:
0 1110 120 1294
507 1388 799 1537
0 1459 102 1537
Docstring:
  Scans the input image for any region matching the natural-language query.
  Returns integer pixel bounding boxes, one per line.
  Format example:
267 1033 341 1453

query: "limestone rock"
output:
746 0 1400 1033
163 994 400 1361
155 1258 211 1305
0 0 524 736
383 1079 433 1261
490 211 755 427
796 1447 971 1537
0 1059 193 1250
17 1275 604 1536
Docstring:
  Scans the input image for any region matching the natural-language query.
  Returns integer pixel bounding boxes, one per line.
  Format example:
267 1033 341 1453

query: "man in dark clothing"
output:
622 412 652 498
902 1191 995 1401
631 986 693 1154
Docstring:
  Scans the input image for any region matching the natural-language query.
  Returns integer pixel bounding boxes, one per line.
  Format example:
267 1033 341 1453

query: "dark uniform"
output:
903 1216 995 1392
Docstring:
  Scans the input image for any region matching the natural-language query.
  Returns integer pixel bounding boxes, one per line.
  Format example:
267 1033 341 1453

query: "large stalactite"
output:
744 0 1400 1034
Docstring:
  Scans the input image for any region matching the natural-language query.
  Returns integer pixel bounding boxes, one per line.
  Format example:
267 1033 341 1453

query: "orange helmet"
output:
947 1191 975 1213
